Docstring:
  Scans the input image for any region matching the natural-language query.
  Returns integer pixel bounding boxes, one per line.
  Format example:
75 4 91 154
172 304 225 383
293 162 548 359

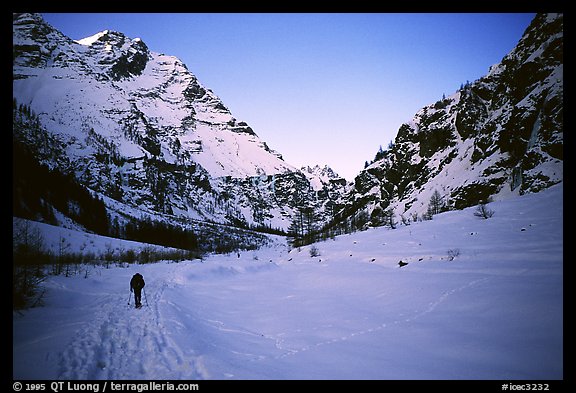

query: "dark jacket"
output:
130 273 145 291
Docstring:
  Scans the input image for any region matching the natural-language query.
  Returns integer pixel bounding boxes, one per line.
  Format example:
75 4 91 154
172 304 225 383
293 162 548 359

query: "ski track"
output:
53 261 540 377
271 277 491 360
57 266 206 380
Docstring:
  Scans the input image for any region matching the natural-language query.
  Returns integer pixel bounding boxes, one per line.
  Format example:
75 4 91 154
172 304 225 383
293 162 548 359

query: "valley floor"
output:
13 184 563 380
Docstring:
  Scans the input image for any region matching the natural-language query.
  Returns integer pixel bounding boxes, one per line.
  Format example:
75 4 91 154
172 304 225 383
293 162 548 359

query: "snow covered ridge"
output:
12 12 562 239
13 183 563 379
12 13 350 232
12 12 285 175
341 13 562 229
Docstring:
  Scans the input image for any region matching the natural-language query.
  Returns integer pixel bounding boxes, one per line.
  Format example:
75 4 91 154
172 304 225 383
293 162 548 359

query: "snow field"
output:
13 184 563 380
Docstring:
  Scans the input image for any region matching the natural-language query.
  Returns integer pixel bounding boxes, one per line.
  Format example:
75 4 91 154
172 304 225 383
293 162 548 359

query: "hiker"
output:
130 273 145 308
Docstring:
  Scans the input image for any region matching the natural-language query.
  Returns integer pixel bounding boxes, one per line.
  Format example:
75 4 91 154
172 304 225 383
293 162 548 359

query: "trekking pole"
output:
143 288 149 307
127 290 132 306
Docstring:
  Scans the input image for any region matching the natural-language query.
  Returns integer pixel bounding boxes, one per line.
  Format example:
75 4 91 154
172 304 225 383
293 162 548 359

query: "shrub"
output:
474 202 495 219
447 248 460 261
309 245 320 258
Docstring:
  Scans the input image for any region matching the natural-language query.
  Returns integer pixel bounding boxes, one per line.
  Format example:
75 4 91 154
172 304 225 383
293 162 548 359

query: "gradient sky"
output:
41 13 535 180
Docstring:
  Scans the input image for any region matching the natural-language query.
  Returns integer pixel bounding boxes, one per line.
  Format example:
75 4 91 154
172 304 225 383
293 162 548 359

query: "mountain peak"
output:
76 29 151 81
75 30 112 46
302 164 340 180
76 29 144 49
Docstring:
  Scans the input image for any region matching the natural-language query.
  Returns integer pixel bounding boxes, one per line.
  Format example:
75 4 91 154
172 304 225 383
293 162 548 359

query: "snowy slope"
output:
13 13 349 231
13 183 563 380
12 217 184 257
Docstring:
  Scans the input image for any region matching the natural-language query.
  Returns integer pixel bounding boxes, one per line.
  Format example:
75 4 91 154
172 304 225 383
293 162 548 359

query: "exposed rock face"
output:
339 13 562 227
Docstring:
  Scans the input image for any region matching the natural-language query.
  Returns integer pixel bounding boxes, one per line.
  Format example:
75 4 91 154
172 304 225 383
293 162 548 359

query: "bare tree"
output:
400 214 411 226
13 220 49 309
428 190 445 216
383 208 397 229
474 202 495 219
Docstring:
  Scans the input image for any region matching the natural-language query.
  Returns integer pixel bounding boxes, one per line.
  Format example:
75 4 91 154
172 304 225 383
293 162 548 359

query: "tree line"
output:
288 188 476 249
13 136 201 248
13 139 110 235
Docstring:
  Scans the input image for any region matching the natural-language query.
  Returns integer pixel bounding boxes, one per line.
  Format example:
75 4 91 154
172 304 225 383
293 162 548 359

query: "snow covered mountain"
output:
13 13 562 242
335 13 563 229
13 13 350 233
13 14 289 178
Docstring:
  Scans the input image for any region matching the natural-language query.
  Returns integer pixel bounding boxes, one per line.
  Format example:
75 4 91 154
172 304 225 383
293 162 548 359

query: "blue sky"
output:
42 13 535 180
